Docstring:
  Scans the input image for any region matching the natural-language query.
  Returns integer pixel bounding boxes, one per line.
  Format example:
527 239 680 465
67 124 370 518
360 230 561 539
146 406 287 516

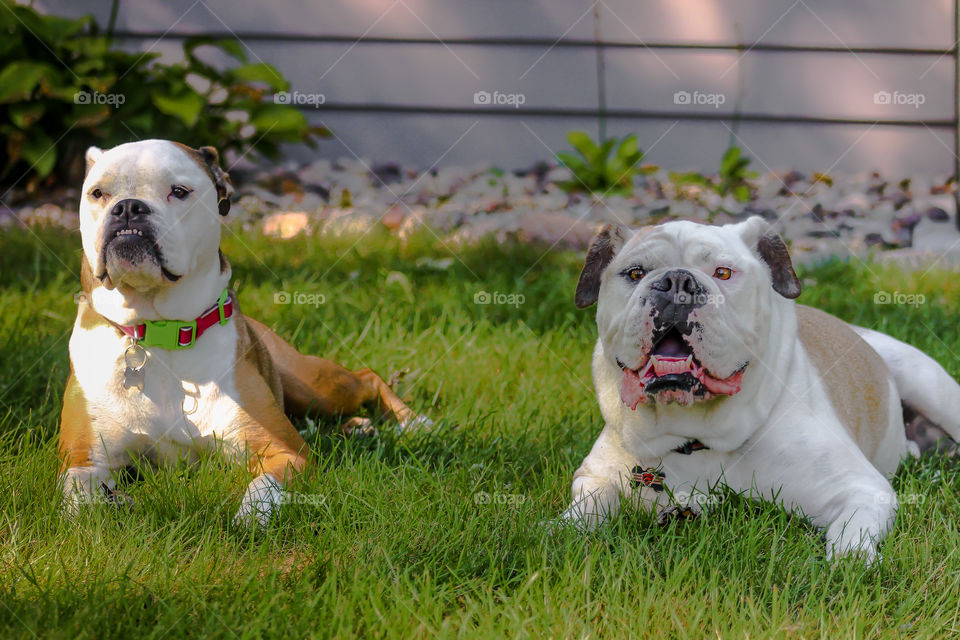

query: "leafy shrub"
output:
671 145 757 203
556 131 657 196
0 2 327 191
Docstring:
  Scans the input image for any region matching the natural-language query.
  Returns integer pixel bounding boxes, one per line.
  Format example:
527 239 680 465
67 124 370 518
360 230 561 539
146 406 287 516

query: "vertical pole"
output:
954 0 959 229
593 1 607 142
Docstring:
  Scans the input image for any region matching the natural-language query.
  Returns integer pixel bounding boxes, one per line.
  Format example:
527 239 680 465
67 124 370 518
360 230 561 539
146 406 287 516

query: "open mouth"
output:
618 327 746 409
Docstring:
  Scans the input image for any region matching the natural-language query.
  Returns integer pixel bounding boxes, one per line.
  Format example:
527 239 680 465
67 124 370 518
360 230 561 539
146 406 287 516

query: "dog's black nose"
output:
649 269 705 324
110 199 151 219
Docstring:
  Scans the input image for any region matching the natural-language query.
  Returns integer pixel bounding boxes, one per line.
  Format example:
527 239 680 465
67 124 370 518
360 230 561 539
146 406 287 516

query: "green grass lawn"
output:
2 225 960 639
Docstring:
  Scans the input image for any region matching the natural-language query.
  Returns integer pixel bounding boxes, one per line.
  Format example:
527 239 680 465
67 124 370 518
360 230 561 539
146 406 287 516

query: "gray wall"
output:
36 0 957 176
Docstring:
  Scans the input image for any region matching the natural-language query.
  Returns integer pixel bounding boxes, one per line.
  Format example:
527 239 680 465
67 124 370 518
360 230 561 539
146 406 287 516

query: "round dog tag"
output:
123 342 147 391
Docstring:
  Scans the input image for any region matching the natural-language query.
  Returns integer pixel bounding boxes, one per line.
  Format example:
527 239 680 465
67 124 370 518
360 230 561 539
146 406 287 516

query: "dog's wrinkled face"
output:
576 218 801 409
80 139 233 291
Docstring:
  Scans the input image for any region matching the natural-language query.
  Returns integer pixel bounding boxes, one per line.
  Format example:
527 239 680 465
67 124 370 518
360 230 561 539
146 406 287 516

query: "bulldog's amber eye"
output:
714 266 733 280
170 185 191 200
90 188 103 199
627 267 646 281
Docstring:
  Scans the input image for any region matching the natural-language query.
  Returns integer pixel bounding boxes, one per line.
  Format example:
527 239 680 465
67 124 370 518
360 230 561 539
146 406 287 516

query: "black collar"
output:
673 440 709 455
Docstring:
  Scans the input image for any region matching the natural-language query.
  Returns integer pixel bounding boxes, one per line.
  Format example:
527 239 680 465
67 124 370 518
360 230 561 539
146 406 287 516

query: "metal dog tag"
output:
123 342 147 391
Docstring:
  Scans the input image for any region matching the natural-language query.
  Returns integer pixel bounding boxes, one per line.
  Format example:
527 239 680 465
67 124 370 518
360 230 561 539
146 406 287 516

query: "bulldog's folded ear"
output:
739 216 802 299
575 223 629 308
85 146 103 178
198 146 234 216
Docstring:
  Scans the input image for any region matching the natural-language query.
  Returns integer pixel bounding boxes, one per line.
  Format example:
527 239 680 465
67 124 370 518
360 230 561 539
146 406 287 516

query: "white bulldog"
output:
559 217 960 562
61 139 427 525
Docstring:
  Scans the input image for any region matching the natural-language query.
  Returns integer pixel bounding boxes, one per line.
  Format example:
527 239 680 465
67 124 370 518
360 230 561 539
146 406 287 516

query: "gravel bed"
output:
5 159 959 267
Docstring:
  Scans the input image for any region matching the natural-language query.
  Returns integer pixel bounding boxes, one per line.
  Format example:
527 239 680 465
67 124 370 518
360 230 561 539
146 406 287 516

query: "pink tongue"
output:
620 369 647 410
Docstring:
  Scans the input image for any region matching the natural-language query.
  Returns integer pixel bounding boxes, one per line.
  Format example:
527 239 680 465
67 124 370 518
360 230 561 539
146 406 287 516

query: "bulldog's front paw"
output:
60 469 127 515
826 540 879 566
234 473 283 527
340 416 378 437
822 500 892 566
656 505 700 526
824 526 880 566
540 514 586 536
99 482 134 510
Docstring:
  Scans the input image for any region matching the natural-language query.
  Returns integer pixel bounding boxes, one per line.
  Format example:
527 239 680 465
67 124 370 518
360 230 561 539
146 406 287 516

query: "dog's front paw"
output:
61 482 132 516
823 508 889 566
825 536 880 566
541 512 589 536
656 505 700 526
340 416 378 438
233 474 283 527
99 482 133 510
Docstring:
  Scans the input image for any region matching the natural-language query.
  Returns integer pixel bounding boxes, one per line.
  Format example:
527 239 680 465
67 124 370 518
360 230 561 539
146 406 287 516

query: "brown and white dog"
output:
60 139 429 525
559 217 960 562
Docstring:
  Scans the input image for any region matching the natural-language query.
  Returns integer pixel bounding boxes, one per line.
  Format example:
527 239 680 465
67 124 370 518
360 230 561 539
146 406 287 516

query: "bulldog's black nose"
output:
649 269 705 323
110 198 151 219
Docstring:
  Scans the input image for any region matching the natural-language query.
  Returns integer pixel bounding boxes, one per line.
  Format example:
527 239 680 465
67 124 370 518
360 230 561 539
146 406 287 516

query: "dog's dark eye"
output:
90 188 103 199
626 267 646 282
170 185 191 200
714 267 733 280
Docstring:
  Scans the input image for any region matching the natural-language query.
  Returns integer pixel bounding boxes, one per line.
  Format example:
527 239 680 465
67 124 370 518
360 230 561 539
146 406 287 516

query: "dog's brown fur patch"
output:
796 305 890 457
58 369 93 472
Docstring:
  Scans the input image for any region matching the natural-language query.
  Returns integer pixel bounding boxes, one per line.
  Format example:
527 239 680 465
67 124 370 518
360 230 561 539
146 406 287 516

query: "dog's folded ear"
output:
575 223 629 309
739 216 802 299
198 146 234 216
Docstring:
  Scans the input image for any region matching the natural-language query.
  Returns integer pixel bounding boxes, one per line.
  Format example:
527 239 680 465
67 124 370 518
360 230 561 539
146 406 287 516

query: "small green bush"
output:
556 131 657 196
0 2 327 191
671 145 757 203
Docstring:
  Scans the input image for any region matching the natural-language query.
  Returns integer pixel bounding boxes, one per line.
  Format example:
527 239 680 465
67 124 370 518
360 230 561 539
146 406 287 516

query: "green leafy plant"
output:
556 131 657 196
671 145 757 203
0 2 328 191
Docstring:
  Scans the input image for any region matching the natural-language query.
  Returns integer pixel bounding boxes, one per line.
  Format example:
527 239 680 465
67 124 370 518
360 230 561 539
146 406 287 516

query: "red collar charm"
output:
631 466 665 492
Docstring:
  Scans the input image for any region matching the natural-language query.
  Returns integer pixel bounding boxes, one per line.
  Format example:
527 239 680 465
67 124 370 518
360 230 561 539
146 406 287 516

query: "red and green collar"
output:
115 288 233 350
